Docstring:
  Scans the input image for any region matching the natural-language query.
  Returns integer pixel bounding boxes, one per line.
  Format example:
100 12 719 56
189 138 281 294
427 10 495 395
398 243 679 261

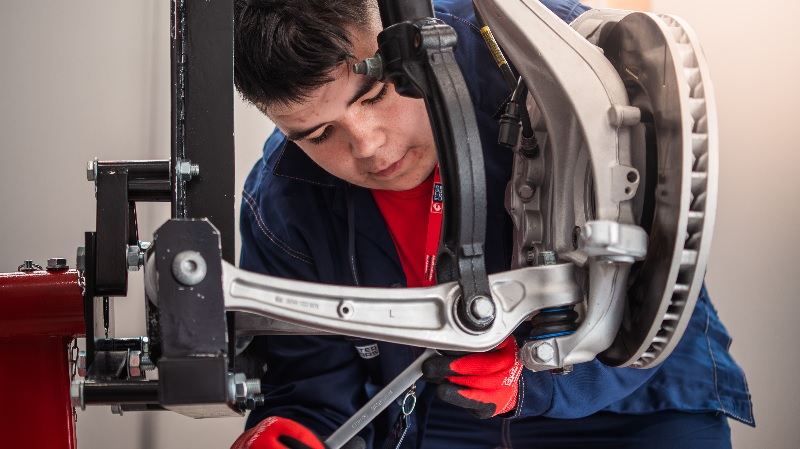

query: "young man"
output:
231 0 754 448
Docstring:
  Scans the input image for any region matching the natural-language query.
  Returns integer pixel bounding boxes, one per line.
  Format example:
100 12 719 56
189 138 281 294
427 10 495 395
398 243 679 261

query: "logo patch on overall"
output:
431 182 443 213
356 344 380 359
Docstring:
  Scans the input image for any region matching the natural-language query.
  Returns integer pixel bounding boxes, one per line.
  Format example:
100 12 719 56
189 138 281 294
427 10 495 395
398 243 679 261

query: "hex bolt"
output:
86 159 98 182
519 340 561 371
127 245 141 272
470 296 495 320
128 350 143 378
46 258 69 271
76 246 86 272
171 251 207 286
110 405 124 416
518 184 535 200
533 341 555 364
19 260 35 272
352 54 383 80
538 251 558 266
178 160 200 180
235 378 264 410
77 351 87 378
457 294 496 331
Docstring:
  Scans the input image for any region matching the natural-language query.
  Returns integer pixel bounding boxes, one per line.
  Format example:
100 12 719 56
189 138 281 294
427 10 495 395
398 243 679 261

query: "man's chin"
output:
383 170 434 191
357 173 417 191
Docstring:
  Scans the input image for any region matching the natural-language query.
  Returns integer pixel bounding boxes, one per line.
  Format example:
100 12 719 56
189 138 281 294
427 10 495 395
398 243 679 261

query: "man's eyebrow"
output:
284 125 321 142
346 77 379 106
283 77 380 142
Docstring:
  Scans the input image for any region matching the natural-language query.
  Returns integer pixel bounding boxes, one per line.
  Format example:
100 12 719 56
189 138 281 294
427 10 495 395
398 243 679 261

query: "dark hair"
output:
234 0 375 108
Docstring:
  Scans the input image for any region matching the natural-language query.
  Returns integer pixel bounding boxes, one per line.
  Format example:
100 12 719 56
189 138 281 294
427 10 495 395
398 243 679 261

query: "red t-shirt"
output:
371 172 437 287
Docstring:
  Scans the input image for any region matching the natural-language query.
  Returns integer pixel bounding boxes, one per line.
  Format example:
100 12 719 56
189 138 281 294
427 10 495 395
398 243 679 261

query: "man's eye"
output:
307 126 332 145
363 83 388 106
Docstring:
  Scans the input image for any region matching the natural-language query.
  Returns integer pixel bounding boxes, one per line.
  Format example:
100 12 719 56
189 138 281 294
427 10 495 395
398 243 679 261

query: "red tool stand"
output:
0 269 84 448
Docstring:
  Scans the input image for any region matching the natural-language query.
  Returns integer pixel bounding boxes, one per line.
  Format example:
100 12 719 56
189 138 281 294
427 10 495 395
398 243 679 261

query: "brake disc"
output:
573 11 719 368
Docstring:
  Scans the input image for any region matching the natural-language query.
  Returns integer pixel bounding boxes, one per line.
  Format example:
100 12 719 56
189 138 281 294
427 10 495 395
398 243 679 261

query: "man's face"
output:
264 26 437 191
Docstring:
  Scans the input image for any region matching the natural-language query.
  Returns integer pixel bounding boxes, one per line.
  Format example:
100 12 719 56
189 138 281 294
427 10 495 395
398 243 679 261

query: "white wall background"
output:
1 0 797 447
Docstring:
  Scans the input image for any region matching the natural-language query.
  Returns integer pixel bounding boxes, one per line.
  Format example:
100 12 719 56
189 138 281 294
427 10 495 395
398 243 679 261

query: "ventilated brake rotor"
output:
572 11 719 368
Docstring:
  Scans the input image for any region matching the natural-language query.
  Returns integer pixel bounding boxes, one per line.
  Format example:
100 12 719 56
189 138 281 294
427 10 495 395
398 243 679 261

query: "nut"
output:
86 159 98 181
76 246 86 272
127 245 141 272
244 394 265 410
77 351 87 378
232 373 248 402
46 258 69 271
128 350 143 378
178 160 200 180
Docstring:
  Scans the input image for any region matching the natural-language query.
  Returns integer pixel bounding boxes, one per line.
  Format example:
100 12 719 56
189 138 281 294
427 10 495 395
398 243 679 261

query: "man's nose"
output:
344 116 386 159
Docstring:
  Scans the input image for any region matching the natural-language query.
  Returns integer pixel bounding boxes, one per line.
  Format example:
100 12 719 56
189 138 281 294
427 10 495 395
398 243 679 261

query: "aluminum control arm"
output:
223 261 581 352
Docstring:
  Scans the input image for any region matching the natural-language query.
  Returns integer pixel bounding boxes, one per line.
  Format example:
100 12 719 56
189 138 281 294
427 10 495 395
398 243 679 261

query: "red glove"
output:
421 336 523 419
230 416 326 449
